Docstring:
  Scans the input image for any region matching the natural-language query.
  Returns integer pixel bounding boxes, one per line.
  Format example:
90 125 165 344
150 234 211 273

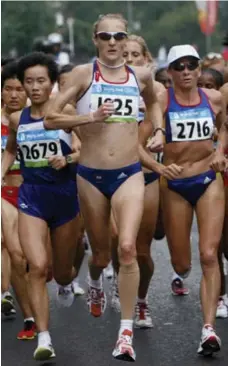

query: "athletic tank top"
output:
17 107 75 184
1 116 21 175
77 61 140 123
165 87 215 143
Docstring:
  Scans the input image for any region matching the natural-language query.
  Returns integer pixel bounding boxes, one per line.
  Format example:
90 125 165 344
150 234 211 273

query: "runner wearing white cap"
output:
144 44 227 357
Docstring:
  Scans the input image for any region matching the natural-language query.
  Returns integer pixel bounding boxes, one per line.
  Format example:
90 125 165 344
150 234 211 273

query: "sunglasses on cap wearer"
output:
95 31 128 41
206 52 223 60
170 58 199 72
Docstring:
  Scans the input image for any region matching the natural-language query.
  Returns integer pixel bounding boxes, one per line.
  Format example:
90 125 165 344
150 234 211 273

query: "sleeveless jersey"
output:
17 107 75 184
77 61 140 123
165 87 215 144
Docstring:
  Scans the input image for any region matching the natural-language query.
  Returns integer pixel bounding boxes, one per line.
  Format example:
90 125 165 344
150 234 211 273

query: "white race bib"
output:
17 123 62 168
90 83 139 123
169 108 214 142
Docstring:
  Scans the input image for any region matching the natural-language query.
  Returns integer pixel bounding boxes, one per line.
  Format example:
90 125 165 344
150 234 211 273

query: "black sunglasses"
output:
171 60 199 72
96 32 128 41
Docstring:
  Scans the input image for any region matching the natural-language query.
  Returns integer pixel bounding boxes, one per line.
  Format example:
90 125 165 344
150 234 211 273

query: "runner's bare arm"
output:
216 122 228 154
44 65 114 129
141 69 163 132
1 111 21 179
138 121 163 173
47 104 81 169
138 85 166 171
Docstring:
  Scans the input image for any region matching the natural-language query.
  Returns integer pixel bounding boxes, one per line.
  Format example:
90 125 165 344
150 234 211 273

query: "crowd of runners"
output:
1 13 228 363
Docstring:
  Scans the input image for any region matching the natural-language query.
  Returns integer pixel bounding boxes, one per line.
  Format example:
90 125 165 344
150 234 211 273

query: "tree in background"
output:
1 1 228 61
1 1 55 57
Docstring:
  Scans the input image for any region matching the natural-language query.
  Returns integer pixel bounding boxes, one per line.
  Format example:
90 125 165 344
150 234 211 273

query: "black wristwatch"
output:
65 155 73 164
153 127 166 136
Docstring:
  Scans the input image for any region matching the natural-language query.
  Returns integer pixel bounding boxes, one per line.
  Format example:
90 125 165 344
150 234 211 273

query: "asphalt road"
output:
2 220 228 366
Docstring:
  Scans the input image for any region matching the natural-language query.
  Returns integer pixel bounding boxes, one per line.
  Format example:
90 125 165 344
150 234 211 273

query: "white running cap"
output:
167 45 200 65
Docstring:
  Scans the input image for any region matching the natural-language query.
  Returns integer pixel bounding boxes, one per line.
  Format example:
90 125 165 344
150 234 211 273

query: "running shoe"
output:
171 278 189 296
72 278 85 296
110 274 121 312
17 320 37 340
87 284 107 317
56 284 74 307
216 297 228 318
197 325 221 356
34 341 56 361
112 329 136 362
1 293 16 315
134 302 153 329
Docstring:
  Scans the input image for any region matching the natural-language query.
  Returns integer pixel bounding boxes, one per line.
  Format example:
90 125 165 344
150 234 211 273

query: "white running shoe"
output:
110 274 121 312
104 262 114 279
112 329 136 362
134 302 153 329
56 284 74 307
72 278 85 296
197 325 221 356
34 339 56 361
216 298 228 318
87 281 107 317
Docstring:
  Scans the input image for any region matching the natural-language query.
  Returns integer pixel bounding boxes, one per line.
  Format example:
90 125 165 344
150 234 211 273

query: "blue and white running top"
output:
165 87 215 143
17 107 75 184
77 61 140 123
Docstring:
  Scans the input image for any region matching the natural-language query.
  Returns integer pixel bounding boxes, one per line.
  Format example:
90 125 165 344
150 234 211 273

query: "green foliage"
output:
1 0 228 59
1 1 55 56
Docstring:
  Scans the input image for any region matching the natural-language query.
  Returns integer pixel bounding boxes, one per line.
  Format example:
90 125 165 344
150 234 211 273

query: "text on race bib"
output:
17 127 62 168
90 84 139 123
169 108 214 142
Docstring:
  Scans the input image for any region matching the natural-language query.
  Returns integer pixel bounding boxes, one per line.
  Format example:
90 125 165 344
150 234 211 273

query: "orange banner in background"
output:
195 0 219 35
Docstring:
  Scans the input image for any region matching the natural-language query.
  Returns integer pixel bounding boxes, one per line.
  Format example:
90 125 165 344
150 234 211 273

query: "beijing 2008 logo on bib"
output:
95 85 102 93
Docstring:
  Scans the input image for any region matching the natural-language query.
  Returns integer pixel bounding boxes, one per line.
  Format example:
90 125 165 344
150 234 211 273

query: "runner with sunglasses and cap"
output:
144 44 227 357
44 13 178 362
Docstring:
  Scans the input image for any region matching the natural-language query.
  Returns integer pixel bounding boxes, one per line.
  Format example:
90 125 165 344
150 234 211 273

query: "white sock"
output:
38 331 51 345
88 274 102 289
172 272 183 281
1 291 11 300
24 317 35 323
73 276 79 284
119 319 133 337
59 283 72 290
137 297 147 304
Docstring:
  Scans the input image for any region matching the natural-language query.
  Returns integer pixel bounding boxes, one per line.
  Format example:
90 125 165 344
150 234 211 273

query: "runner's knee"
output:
28 259 49 278
200 246 218 268
118 240 136 265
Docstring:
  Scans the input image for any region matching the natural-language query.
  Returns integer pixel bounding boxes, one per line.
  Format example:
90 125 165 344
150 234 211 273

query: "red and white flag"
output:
195 0 219 35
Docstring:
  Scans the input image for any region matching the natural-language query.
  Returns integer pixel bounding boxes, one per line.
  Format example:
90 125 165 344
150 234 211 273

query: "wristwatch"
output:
65 155 73 164
153 127 166 136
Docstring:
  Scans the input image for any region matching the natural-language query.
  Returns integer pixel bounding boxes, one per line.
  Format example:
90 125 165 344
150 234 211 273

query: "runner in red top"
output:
1 61 36 340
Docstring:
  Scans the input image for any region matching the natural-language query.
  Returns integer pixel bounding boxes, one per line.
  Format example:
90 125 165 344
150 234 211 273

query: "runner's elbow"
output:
44 114 55 130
